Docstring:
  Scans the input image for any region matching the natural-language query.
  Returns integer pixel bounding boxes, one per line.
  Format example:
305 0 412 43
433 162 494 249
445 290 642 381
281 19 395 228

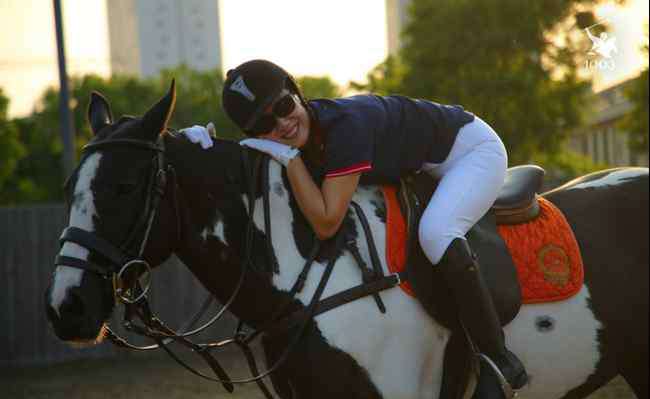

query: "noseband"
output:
55 136 176 303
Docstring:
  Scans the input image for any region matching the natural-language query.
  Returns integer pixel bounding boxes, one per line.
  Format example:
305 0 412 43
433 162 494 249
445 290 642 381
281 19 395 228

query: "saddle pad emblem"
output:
497 197 584 304
537 244 571 287
382 188 584 304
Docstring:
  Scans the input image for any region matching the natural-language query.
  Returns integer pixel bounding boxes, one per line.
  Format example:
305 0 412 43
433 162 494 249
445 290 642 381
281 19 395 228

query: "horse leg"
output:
262 335 295 399
621 350 649 398
617 302 648 398
267 369 294 399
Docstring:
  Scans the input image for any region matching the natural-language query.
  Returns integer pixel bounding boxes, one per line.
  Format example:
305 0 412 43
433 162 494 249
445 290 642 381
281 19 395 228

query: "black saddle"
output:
398 165 545 399
401 164 545 328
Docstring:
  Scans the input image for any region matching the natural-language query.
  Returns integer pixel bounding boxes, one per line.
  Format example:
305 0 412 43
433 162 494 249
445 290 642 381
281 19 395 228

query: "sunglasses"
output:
247 93 298 136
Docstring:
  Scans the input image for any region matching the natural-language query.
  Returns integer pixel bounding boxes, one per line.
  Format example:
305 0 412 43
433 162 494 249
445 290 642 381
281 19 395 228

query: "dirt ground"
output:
0 351 637 399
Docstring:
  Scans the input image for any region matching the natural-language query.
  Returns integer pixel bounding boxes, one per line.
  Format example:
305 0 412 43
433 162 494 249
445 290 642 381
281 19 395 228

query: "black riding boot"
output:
439 238 529 398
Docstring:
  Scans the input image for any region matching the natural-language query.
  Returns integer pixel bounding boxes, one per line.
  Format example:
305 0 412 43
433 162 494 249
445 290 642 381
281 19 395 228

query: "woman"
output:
183 59 528 396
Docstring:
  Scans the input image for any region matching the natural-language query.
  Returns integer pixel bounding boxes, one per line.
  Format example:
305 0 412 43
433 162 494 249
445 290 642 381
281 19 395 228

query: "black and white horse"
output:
45 85 649 398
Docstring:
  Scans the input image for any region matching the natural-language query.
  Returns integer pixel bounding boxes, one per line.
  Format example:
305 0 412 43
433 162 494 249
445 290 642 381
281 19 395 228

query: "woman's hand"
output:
240 138 300 167
180 123 216 149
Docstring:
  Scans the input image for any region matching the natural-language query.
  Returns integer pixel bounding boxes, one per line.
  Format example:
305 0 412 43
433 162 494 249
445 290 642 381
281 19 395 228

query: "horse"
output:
45 83 649 399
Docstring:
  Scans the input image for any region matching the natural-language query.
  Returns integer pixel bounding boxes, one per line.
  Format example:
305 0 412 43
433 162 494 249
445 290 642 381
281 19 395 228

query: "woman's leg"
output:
418 117 507 265
418 118 528 395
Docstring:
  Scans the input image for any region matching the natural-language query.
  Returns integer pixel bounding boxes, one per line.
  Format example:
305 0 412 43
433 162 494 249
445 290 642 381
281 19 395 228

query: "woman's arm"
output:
286 156 360 240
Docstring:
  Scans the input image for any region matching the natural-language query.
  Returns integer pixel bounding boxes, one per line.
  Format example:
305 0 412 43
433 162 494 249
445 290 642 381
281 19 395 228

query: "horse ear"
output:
87 92 113 135
141 79 176 140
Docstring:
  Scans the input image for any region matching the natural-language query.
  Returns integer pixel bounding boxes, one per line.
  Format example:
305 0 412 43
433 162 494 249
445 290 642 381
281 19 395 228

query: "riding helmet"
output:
222 59 307 136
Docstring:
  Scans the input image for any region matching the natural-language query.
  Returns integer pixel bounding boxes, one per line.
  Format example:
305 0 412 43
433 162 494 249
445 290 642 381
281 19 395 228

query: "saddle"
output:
399 165 545 399
400 165 546 328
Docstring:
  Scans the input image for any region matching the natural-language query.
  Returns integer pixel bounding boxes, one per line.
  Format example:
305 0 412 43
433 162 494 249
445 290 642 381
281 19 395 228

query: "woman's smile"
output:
281 121 298 140
261 96 310 148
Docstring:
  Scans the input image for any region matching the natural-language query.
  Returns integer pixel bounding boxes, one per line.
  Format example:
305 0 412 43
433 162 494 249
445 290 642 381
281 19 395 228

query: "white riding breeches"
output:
418 117 508 265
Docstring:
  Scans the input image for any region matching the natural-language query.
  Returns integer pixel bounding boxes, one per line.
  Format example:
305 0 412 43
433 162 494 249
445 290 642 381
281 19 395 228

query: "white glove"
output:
240 138 300 167
180 123 216 149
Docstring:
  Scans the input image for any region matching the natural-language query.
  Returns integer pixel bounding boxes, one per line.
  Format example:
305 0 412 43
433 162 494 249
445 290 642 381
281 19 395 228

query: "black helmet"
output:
222 59 304 136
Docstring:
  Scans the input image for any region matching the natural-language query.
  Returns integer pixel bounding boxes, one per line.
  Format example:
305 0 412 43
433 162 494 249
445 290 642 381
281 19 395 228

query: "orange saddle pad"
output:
382 187 584 305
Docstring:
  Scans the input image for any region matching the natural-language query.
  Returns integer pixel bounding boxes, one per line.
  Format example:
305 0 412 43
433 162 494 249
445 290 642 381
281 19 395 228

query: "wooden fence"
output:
0 204 238 367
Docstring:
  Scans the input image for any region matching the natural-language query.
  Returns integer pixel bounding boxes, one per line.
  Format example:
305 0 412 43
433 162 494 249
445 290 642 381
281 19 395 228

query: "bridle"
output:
55 133 407 399
56 136 176 303
54 134 300 396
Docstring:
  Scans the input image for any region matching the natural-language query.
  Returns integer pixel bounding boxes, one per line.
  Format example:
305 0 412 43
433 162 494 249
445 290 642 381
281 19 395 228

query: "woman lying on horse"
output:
183 59 529 397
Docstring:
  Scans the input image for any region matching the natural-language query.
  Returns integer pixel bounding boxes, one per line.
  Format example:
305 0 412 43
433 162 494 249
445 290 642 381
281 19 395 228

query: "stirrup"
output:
477 353 519 399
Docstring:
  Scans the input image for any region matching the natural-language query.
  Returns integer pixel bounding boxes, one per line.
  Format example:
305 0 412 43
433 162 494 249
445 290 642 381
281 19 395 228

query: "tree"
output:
158 65 240 139
2 67 236 205
619 41 649 154
2 67 342 205
0 89 26 201
350 55 406 95
297 76 342 99
0 74 160 204
358 0 610 166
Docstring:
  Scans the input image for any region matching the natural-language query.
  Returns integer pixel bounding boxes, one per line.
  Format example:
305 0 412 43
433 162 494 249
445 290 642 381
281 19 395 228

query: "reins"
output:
105 150 343 398
57 135 409 399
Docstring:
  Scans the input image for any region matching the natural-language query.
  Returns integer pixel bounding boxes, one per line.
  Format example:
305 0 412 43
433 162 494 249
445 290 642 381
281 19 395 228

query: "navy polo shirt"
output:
309 95 475 184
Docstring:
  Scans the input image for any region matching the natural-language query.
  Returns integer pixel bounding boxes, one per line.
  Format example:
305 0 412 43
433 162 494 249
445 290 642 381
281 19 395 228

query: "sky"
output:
0 0 111 116
219 0 388 86
0 0 648 117
592 0 649 89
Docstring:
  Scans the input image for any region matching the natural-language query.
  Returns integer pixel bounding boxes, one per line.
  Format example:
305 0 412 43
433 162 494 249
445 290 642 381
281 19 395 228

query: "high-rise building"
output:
386 0 411 55
107 0 224 77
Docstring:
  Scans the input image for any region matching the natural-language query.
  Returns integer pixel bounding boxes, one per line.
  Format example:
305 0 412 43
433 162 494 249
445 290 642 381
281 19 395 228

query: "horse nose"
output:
59 289 86 320
45 286 89 341
44 286 86 324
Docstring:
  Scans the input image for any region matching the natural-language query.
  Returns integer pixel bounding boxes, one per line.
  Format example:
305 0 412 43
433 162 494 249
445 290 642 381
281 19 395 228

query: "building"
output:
386 0 411 56
0 0 112 117
0 0 224 117
106 0 224 77
568 77 649 167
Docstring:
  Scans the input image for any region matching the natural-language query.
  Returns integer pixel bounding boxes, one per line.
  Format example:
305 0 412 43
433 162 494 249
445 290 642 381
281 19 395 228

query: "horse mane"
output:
164 131 243 179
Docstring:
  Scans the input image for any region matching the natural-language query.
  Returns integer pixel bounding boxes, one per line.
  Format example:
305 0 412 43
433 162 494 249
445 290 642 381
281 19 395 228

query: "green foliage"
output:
618 41 649 154
1 67 236 205
297 76 342 99
1 66 342 205
350 56 406 95
2 115 64 203
532 149 609 181
0 89 26 201
1 74 159 204
158 65 240 140
357 0 605 167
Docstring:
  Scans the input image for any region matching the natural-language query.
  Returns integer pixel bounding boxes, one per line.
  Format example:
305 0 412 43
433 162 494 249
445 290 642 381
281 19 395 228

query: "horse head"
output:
44 81 199 343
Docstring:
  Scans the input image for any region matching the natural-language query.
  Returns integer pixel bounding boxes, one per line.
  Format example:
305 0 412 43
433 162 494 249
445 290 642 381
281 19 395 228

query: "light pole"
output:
53 0 75 177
